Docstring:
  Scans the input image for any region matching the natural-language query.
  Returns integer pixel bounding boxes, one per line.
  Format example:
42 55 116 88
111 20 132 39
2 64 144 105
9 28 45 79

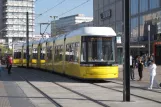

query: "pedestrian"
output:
130 55 135 80
0 60 2 76
138 59 143 81
6 55 9 69
148 60 159 89
7 56 13 74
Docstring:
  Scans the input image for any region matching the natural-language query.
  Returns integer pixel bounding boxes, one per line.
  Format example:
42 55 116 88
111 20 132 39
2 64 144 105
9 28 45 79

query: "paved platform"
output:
0 66 160 107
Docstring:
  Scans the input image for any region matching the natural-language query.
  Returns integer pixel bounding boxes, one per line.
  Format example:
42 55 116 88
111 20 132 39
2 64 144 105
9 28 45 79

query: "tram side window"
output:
14 52 17 58
54 45 63 62
54 46 58 62
33 49 38 59
18 52 21 58
23 52 26 59
65 44 74 61
29 48 32 58
47 46 52 60
74 43 79 62
65 45 70 61
66 43 79 62
40 48 45 60
59 45 63 61
14 52 21 59
81 42 86 62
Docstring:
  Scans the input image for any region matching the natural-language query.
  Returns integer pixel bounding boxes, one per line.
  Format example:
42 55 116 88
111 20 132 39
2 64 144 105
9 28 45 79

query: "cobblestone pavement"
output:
119 65 161 87
0 65 161 107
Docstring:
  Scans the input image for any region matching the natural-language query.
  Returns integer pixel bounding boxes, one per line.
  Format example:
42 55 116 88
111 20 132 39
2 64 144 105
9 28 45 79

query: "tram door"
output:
155 45 161 65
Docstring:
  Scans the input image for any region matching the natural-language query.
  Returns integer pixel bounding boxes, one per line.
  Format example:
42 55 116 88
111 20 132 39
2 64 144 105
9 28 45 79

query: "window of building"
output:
140 0 148 12
140 15 144 37
131 0 138 15
131 17 138 38
150 0 160 9
116 22 123 35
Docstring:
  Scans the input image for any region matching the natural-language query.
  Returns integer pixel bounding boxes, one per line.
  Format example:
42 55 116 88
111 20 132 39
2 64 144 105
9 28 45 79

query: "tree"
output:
0 45 13 57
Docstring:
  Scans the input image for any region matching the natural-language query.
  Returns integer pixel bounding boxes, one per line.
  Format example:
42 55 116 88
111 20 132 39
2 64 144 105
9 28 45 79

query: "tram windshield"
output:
81 36 116 63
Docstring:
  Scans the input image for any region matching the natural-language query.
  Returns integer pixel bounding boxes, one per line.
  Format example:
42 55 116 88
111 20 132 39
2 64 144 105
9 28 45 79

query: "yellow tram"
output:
13 43 23 66
13 27 118 79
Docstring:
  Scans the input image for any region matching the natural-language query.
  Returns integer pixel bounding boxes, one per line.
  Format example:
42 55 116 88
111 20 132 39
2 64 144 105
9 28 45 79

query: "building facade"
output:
93 0 123 64
130 0 161 56
51 14 93 36
93 0 161 63
0 0 35 48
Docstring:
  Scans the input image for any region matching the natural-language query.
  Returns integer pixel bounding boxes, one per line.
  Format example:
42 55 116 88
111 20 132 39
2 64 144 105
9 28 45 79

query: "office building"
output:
51 14 93 36
0 0 35 48
93 0 161 63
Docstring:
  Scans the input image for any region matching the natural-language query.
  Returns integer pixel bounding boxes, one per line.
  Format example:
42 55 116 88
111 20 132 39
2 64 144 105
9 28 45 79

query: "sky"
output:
34 0 93 35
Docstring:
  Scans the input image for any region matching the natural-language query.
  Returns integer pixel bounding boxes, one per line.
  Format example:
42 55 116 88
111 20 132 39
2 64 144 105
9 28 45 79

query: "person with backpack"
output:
8 56 13 74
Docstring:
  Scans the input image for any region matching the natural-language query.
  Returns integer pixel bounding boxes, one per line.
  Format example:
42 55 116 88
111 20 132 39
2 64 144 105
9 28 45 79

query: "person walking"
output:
130 55 135 80
0 60 2 76
148 60 159 89
7 56 13 74
138 59 143 81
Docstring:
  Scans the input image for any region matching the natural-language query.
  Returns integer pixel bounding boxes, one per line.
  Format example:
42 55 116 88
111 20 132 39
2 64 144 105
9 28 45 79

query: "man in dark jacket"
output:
138 59 143 81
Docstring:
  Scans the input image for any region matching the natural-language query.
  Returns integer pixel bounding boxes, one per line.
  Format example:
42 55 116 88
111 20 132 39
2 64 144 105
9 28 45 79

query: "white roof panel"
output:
39 38 48 43
67 27 116 38
47 37 56 42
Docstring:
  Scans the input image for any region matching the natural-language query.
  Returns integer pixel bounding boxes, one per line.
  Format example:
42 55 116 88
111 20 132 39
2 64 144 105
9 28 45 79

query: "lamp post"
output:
123 0 130 101
148 25 150 56
50 16 58 37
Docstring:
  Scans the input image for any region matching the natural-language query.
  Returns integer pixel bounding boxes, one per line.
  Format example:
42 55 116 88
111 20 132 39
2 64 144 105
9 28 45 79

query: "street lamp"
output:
50 16 58 37
148 25 150 56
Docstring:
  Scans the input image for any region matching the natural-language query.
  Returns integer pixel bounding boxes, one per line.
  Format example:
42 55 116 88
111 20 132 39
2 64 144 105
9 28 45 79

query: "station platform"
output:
0 65 160 107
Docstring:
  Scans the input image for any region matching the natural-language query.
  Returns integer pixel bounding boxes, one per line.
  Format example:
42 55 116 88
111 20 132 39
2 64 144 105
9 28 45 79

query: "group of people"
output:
130 55 159 89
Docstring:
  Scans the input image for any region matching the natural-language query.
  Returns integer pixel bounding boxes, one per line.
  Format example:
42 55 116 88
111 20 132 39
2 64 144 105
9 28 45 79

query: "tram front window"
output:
81 36 116 63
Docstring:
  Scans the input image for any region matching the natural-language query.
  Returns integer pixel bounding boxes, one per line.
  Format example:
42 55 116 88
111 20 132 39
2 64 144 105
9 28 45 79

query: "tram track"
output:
90 82 161 104
15 67 161 106
19 75 63 107
30 69 161 104
109 80 161 94
28 72 109 107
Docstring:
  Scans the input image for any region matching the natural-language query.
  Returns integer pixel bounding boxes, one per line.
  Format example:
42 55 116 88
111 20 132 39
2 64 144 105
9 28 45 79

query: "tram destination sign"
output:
90 37 112 42
100 9 112 20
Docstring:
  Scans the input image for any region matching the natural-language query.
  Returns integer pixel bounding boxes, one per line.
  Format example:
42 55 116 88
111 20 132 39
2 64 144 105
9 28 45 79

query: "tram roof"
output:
66 27 116 38
46 37 56 42
14 43 24 49
39 38 48 43
55 34 66 41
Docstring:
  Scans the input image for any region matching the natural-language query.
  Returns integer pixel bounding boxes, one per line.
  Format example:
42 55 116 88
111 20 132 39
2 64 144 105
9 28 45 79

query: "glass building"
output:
93 0 161 63
130 0 161 56
0 0 35 48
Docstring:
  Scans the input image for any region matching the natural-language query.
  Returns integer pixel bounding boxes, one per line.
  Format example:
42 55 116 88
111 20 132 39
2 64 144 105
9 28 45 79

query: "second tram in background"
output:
13 27 118 80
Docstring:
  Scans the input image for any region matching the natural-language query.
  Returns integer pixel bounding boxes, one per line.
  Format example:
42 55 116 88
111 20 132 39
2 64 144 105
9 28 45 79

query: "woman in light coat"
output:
148 60 158 89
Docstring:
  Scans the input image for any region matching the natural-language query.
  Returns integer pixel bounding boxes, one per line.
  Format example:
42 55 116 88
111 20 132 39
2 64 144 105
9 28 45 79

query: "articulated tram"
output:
13 27 118 79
